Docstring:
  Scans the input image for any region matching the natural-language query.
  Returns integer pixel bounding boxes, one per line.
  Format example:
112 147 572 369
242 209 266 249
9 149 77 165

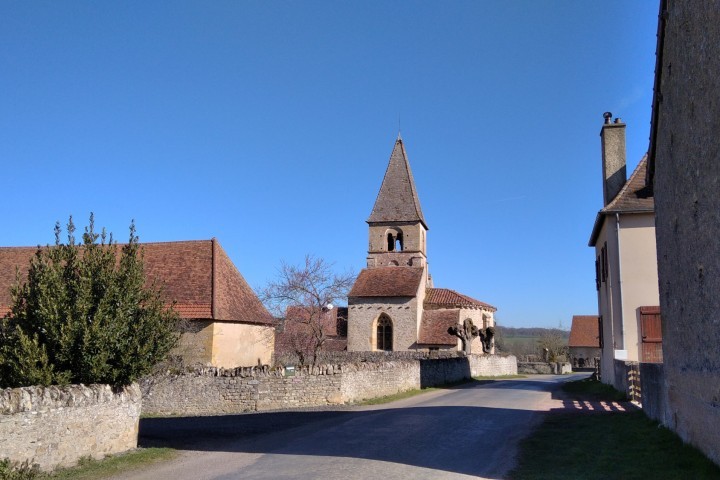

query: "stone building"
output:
644 0 720 465
568 315 600 369
0 239 275 368
347 136 496 352
588 116 661 388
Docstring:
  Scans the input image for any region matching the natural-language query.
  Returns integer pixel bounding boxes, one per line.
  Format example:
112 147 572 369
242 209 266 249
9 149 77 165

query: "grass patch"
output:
510 411 720 480
39 448 177 480
509 379 720 480
354 387 441 405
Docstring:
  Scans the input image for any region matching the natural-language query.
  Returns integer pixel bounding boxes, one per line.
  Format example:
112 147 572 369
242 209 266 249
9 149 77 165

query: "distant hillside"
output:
494 326 569 359
496 326 569 339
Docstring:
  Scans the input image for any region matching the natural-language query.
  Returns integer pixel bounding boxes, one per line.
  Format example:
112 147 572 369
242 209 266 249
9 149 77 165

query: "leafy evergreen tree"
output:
0 215 180 388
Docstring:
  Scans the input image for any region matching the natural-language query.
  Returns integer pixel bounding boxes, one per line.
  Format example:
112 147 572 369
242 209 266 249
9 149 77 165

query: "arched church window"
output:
387 233 395 251
377 315 393 351
395 233 403 252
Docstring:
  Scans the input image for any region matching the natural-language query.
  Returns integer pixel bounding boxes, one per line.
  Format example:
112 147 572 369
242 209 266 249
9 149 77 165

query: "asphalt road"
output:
113 374 586 480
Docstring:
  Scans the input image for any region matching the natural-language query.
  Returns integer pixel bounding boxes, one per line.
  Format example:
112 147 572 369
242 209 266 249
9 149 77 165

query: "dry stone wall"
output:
141 355 517 416
0 383 140 472
517 361 571 375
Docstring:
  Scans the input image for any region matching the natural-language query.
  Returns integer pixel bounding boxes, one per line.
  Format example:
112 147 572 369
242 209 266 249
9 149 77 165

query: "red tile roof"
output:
348 267 424 297
602 156 654 213
590 156 655 246
569 315 601 348
283 305 340 336
0 239 273 325
173 303 213 319
418 309 459 346
425 288 496 311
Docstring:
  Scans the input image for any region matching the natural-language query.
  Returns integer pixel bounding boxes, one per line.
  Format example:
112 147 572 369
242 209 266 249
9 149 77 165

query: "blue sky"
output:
1 1 659 328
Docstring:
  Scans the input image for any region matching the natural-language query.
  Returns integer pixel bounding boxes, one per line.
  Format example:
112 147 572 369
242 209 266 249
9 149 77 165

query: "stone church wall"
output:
347 297 419 351
141 355 517 416
0 383 141 472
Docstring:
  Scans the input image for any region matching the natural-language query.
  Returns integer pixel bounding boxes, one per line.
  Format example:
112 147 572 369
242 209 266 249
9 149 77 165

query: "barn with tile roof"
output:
347 136 496 352
0 239 275 368
568 315 601 369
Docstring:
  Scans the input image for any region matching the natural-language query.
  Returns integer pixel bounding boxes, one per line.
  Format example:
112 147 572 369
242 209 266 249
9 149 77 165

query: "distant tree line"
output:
495 326 569 339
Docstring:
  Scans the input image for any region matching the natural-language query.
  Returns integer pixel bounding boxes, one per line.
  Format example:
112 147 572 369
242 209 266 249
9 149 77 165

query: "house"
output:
568 315 600 369
588 116 661 388
346 135 496 353
644 0 720 465
0 239 275 368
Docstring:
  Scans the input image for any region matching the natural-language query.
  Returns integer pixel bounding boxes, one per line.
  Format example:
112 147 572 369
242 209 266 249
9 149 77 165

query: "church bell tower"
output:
366 135 428 269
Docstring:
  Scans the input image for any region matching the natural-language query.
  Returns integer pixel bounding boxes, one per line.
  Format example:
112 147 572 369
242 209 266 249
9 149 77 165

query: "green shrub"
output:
0 215 180 388
0 458 38 480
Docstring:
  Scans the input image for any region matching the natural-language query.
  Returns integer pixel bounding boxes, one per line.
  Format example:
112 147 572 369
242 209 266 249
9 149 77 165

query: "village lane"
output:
112 374 587 480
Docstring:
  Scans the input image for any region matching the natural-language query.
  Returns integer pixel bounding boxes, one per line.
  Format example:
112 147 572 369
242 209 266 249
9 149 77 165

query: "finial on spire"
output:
397 113 402 141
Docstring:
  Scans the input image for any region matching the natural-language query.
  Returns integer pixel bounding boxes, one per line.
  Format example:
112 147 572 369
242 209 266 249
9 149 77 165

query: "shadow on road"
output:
140 404 539 478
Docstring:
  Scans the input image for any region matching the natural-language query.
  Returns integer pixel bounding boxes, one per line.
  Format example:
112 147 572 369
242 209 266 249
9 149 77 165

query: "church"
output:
347 136 496 352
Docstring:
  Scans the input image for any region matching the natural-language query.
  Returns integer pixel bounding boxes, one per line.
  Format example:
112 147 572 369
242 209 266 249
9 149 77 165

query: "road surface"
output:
112 374 586 480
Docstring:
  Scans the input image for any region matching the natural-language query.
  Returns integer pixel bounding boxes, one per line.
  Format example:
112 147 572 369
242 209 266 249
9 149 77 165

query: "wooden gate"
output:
640 306 663 363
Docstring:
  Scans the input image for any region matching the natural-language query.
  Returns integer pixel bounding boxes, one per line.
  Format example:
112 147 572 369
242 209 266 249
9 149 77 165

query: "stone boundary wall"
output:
517 362 571 375
613 360 641 402
471 355 519 377
639 363 670 425
272 350 466 367
141 355 517 416
0 383 140 472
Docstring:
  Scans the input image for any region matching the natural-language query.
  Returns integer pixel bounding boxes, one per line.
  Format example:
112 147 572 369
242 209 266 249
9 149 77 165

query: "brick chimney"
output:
600 112 627 206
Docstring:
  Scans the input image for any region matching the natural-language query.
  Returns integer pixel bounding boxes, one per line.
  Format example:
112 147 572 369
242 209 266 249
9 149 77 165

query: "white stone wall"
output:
469 354 517 376
340 361 420 402
0 383 140 472
141 355 518 416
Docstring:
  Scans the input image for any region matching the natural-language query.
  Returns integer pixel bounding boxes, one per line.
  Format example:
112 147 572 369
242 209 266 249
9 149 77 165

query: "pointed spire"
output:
367 137 428 229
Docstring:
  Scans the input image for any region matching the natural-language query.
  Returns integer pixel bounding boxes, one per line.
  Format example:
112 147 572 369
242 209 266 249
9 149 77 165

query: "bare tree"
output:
478 326 495 354
537 331 569 362
448 318 479 355
262 255 354 366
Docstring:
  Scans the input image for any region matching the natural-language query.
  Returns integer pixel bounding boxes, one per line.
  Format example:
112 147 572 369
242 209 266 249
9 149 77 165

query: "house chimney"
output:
600 112 627 206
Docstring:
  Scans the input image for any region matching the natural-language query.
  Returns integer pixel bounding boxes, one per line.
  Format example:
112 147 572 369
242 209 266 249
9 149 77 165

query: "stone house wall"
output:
650 0 720 466
0 383 141 472
141 355 518 416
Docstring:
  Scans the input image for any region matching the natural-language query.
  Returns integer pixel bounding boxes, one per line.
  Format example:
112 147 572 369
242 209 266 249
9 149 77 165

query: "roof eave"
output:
366 219 429 230
589 208 655 247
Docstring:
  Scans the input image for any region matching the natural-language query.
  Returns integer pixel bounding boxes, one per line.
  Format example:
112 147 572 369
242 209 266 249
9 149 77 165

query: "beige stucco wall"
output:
211 322 275 368
617 213 660 361
347 296 419 351
595 217 621 383
595 212 658 384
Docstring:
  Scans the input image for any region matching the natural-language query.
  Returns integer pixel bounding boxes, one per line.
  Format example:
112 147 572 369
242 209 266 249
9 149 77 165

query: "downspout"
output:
615 213 625 351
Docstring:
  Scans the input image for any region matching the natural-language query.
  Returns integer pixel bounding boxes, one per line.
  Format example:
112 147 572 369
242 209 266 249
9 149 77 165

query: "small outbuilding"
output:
568 315 601 369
